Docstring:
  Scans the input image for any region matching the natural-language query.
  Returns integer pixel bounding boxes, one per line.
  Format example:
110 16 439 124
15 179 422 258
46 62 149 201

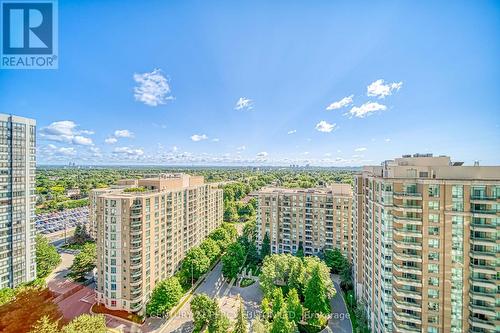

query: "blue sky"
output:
1 0 499 166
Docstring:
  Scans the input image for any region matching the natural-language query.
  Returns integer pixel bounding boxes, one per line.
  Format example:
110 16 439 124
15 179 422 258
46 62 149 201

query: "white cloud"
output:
171 146 179 152
256 151 268 159
191 134 208 142
58 147 77 156
287 130 297 135
133 69 174 106
385 138 391 142
114 129 134 138
234 97 253 111
324 153 332 157
40 120 94 146
236 145 246 151
72 136 93 146
326 95 353 110
212 138 220 142
315 120 336 133
367 79 402 99
113 147 144 156
105 137 118 144
347 102 387 118
355 147 367 152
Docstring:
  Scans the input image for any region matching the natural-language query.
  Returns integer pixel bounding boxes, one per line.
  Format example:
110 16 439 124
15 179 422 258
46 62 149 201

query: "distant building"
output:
0 114 36 288
353 154 500 333
94 174 223 314
255 184 353 257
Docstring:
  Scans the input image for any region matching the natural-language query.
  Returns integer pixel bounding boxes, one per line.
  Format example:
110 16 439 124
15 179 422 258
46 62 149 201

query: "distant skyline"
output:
1 1 499 166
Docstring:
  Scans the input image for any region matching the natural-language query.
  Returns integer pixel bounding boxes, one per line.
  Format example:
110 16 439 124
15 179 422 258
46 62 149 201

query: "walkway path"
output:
327 278 353 333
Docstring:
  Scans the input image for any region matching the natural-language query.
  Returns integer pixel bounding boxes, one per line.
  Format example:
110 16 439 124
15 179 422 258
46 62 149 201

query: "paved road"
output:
159 262 227 333
328 280 353 333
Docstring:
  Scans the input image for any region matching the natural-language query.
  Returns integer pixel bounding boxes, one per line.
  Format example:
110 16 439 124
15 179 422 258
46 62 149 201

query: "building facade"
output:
353 154 500 333
94 174 223 314
0 114 36 288
255 184 353 257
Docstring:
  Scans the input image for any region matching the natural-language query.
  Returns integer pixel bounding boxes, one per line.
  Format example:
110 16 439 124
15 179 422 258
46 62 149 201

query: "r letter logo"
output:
1 0 58 69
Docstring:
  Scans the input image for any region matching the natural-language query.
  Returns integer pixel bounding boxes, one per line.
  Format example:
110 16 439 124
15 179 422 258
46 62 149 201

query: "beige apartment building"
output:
255 184 353 257
352 154 500 333
94 174 223 314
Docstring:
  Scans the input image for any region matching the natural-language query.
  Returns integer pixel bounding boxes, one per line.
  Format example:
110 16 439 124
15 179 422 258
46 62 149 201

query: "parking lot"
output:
35 206 89 235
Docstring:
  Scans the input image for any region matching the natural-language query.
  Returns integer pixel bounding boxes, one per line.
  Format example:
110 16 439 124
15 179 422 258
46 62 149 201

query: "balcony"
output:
470 250 497 260
393 286 422 299
394 192 422 199
393 252 422 262
393 204 422 213
393 215 422 224
393 275 422 287
471 195 498 201
468 316 497 331
471 207 499 217
392 311 422 324
468 304 496 317
469 290 497 302
393 263 422 275
393 240 422 250
393 323 420 333
393 298 421 312
393 228 422 237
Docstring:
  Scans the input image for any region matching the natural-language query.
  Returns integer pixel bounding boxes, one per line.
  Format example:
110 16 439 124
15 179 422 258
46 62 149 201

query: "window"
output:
428 289 439 298
428 277 439 286
428 302 439 311
428 239 439 248
428 226 439 236
428 201 439 210
428 264 439 273
428 252 439 261
428 185 440 197
428 214 439 223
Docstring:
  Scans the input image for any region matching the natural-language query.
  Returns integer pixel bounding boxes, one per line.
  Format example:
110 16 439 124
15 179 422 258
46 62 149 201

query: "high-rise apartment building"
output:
255 184 353 257
0 114 36 288
94 173 223 314
353 154 500 333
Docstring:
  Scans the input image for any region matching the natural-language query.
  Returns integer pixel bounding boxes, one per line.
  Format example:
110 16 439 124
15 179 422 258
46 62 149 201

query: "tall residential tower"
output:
353 154 500 333
0 114 36 288
255 184 353 257
94 174 223 314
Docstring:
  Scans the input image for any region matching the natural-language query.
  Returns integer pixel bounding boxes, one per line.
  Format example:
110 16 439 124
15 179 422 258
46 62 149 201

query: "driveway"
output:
159 262 227 333
328 280 353 333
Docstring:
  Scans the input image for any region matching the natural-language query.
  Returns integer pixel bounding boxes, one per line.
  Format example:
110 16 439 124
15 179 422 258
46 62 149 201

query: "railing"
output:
394 192 422 197
471 195 498 201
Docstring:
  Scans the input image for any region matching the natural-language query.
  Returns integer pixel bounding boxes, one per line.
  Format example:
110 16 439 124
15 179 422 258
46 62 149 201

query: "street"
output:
328 279 353 333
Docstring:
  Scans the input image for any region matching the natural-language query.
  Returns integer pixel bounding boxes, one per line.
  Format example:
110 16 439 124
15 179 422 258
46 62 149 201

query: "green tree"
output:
251 317 269 333
222 223 238 241
35 235 61 279
72 224 90 245
181 247 210 283
28 316 59 333
233 296 247 333
221 242 246 280
340 263 353 291
286 288 302 323
62 314 106 333
261 297 272 321
270 307 297 333
69 243 96 280
271 288 284 316
304 265 331 315
260 232 271 259
191 294 214 331
146 276 183 316
190 294 229 333
224 203 238 222
324 248 348 274
200 238 221 264
210 228 231 251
